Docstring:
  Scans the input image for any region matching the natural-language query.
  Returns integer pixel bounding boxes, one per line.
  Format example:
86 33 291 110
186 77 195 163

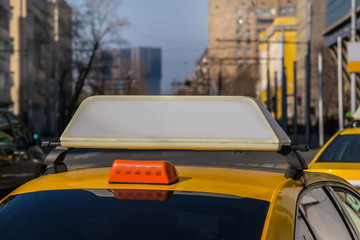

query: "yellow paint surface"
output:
258 17 296 120
1 163 353 240
8 166 289 202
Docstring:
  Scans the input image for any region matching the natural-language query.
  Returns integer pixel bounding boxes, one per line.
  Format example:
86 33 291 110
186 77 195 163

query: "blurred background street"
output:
1 0 359 148
0 0 360 200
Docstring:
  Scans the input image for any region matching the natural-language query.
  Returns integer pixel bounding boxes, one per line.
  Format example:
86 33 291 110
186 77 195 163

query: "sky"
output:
117 0 209 94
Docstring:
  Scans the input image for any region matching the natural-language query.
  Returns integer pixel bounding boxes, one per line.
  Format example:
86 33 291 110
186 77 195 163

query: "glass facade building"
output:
0 0 11 108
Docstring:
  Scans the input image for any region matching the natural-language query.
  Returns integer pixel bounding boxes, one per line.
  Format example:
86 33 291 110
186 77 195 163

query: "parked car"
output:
0 108 45 191
309 107 360 189
2 96 360 240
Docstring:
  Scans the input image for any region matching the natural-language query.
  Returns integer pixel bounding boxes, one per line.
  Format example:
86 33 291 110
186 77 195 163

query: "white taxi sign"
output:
60 96 291 150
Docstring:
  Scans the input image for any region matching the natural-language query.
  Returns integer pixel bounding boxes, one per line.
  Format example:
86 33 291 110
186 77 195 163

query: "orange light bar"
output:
108 160 179 184
108 189 173 201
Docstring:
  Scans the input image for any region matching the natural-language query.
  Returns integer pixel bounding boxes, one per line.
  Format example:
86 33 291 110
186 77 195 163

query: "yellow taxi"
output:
309 107 360 189
1 96 360 240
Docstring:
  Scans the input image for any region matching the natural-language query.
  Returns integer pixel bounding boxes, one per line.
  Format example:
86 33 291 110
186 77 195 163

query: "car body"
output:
2 96 360 240
0 108 45 190
1 162 360 240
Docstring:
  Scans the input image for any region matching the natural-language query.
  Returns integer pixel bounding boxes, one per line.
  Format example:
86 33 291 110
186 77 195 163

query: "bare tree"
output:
222 66 258 97
66 0 128 122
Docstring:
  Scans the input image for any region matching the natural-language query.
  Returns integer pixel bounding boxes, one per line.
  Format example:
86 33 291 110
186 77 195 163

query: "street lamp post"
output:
218 60 222 95
305 1 312 145
351 0 357 115
267 42 271 110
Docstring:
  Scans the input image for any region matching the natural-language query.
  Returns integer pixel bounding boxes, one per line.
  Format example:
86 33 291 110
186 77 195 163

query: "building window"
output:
256 8 275 16
280 6 296 16
0 6 9 30
245 29 251 37
236 28 242 36
0 39 10 60
10 38 14 54
0 72 7 91
10 7 14 21
246 7 252 15
257 19 274 25
237 59 243 66
0 40 5 59
9 72 14 87
246 19 252 25
247 48 251 55
236 48 242 55
236 8 242 16
247 59 252 65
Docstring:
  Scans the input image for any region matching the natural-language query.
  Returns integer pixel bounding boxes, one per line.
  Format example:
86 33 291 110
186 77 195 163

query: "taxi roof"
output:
339 127 360 135
60 96 290 151
11 166 291 202
7 166 350 202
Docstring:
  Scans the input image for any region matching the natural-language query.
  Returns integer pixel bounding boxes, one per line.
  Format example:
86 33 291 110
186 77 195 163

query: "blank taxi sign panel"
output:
60 96 290 150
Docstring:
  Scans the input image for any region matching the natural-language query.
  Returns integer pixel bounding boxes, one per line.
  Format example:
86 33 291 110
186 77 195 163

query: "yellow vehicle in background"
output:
309 107 360 189
1 96 360 240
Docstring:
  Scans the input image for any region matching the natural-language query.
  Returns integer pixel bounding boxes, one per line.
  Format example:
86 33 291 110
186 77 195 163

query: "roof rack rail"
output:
41 141 62 148
43 146 72 174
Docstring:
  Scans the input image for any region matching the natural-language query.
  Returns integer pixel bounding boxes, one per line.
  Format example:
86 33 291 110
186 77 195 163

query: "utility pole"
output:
274 71 278 120
281 66 287 131
305 1 312 145
281 29 287 132
351 0 357 115
26 39 33 131
218 60 222 95
267 42 271 110
293 61 297 143
54 42 59 136
318 47 324 147
338 36 344 130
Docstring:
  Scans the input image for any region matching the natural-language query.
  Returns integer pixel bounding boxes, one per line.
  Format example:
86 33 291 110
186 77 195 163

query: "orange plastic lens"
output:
108 189 173 201
108 160 179 184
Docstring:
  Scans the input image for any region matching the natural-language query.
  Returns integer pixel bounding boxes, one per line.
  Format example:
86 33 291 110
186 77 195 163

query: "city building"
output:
193 49 210 95
257 17 297 123
50 0 72 134
9 0 71 134
322 0 360 120
206 0 296 96
0 0 11 108
132 47 162 95
296 0 338 129
110 48 132 95
100 47 162 95
89 50 114 95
